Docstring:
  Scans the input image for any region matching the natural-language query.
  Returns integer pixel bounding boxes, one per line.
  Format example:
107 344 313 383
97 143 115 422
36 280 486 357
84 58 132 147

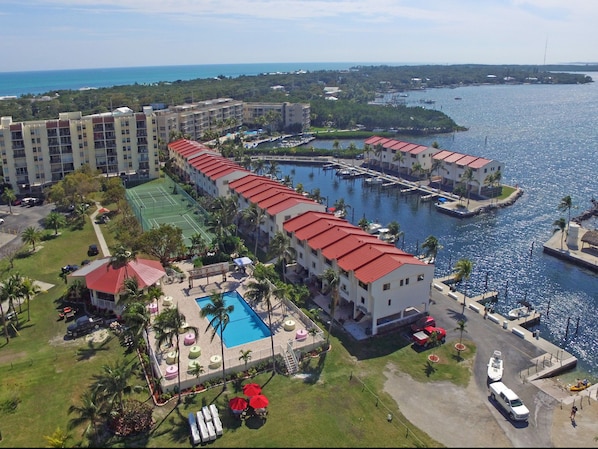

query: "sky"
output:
2 0 597 72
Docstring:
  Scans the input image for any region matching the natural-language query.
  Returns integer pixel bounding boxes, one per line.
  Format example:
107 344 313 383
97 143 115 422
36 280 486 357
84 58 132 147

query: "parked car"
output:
66 315 104 338
61 264 79 274
88 244 99 256
411 315 436 332
488 381 530 422
412 326 447 347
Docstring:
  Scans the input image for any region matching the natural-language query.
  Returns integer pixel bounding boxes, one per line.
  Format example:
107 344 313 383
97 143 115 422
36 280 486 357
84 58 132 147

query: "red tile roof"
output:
83 258 166 295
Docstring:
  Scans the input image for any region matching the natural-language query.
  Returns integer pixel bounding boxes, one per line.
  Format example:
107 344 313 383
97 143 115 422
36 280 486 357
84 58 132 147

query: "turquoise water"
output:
196 291 271 347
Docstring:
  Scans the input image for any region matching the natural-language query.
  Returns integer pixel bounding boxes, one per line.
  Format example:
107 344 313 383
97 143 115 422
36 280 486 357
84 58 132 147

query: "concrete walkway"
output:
90 202 110 257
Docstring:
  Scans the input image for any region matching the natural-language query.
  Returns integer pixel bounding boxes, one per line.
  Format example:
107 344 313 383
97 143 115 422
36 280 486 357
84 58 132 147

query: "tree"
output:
357 216 369 231
200 291 234 390
387 220 404 245
558 195 574 227
153 307 198 401
267 231 296 277
455 319 467 346
460 167 479 207
121 301 151 351
239 349 253 371
44 211 67 235
245 277 276 372
392 150 405 177
553 217 567 250
421 235 443 262
43 427 71 448
240 203 266 256
91 358 137 414
21 226 43 251
138 223 185 265
1 188 16 214
318 267 340 349
67 389 105 443
453 258 473 314
20 276 41 322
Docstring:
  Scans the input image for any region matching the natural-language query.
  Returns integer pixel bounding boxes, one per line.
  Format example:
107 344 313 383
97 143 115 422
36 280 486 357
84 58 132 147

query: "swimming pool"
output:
196 291 271 347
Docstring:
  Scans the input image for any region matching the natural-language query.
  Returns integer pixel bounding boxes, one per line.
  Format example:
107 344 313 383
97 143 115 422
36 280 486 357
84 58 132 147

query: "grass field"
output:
0 187 476 447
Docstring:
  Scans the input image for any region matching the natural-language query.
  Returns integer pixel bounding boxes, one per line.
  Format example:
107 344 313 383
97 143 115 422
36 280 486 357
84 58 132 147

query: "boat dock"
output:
432 275 577 380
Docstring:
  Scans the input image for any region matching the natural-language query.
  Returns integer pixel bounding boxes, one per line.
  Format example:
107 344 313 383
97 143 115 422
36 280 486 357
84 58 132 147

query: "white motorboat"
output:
508 305 531 320
487 350 504 382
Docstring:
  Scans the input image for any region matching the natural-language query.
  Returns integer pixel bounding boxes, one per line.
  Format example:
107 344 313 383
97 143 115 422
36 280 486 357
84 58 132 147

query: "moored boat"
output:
569 379 591 391
508 305 532 320
487 350 504 382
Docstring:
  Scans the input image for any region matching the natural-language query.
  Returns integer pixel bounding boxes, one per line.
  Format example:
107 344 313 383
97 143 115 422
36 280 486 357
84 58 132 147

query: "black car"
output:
66 315 104 338
88 244 99 256
61 264 79 274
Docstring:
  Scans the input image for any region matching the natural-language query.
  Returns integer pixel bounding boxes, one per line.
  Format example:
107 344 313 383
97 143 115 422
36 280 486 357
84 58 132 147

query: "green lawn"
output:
0 197 475 447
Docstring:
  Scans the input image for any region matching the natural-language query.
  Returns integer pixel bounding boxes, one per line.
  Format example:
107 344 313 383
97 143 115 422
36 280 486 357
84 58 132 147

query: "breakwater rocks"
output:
436 188 523 218
572 198 598 225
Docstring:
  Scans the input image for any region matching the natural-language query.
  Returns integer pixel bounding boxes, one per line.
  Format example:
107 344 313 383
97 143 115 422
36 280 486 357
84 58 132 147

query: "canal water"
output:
273 73 598 376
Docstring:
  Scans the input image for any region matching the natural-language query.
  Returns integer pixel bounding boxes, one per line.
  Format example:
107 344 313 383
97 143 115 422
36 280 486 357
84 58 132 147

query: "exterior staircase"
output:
282 340 299 374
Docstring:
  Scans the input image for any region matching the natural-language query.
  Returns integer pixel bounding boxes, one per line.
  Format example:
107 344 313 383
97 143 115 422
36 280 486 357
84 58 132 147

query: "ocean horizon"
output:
0 62 407 98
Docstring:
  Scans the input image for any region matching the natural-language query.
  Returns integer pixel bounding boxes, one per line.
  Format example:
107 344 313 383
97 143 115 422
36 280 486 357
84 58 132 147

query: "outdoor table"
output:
209 355 222 369
178 321 189 334
184 332 196 345
296 329 308 341
166 350 178 365
165 365 178 380
163 296 173 308
188 360 201 373
189 345 201 359
283 319 296 331
147 303 158 314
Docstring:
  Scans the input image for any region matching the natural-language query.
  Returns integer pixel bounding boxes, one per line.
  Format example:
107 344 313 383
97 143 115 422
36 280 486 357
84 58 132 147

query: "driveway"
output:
381 287 598 447
0 203 56 253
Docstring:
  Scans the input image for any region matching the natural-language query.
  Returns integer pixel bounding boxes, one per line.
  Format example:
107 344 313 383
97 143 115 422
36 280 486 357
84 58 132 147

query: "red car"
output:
411 316 436 332
412 326 447 347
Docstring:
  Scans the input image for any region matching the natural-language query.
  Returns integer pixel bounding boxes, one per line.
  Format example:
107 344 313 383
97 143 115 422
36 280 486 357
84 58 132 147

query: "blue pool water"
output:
196 291 271 347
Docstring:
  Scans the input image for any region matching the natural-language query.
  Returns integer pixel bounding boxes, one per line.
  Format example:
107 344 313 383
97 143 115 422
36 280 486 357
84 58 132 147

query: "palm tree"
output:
200 291 234 389
267 231 296 277
0 285 12 342
240 203 266 256
20 276 41 322
421 235 443 262
44 211 67 235
245 277 276 371
21 226 43 251
67 389 105 443
1 188 16 214
108 244 137 274
189 361 205 379
460 167 479 207
154 306 199 400
146 284 164 314
392 150 405 177
553 217 567 250
4 272 24 315
121 301 151 350
453 258 474 314
430 158 444 192
387 220 404 245
558 195 574 227
91 358 137 414
239 349 253 372
318 267 340 349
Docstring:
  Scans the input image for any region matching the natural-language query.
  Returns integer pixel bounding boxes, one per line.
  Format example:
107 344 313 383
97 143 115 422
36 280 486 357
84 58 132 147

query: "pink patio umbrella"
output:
242 382 262 397
249 394 269 410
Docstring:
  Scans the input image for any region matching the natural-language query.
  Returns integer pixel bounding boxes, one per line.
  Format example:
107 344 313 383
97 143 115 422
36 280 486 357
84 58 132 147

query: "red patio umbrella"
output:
249 394 269 409
98 207 110 215
229 397 248 413
242 382 262 397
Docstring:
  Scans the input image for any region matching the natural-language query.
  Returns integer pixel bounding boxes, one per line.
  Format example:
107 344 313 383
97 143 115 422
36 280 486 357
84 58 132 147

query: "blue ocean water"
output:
277 73 598 376
0 62 365 97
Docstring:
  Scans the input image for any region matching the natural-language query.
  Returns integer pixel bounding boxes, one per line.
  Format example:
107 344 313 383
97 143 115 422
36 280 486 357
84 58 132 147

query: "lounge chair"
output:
188 413 201 445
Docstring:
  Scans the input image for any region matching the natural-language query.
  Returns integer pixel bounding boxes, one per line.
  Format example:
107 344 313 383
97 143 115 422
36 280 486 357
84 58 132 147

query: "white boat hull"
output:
487 350 503 382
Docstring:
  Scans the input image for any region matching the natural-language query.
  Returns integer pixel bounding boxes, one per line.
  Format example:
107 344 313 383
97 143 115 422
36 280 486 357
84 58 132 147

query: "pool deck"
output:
152 261 323 392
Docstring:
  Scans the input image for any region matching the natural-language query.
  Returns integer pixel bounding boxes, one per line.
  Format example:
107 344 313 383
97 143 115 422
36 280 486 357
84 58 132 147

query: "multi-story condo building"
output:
243 101 310 132
0 106 159 195
152 98 244 148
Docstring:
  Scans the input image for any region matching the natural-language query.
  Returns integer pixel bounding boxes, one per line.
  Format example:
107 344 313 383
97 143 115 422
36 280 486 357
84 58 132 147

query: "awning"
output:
233 256 253 267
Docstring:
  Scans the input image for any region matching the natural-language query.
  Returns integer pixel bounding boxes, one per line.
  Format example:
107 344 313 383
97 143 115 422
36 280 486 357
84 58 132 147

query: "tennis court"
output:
126 178 213 246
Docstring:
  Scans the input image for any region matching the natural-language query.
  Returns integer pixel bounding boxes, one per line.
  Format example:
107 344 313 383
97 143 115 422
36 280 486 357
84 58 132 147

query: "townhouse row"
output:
168 139 435 337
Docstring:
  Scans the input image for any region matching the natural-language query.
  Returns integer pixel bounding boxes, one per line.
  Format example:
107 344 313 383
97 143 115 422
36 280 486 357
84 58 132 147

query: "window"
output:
400 279 404 286
405 278 409 285
383 283 390 291
388 299 391 306
417 274 425 281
